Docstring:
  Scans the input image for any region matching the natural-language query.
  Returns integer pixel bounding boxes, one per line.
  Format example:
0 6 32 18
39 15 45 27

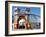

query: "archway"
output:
17 15 26 29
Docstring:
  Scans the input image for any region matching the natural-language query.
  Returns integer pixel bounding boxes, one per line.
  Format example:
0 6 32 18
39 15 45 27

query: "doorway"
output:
17 15 26 29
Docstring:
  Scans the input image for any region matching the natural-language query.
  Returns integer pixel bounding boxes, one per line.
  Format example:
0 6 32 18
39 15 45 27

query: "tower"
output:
14 8 19 29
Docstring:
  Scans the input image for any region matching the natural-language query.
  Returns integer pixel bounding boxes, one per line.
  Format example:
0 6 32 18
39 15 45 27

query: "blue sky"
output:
12 6 40 22
12 6 40 16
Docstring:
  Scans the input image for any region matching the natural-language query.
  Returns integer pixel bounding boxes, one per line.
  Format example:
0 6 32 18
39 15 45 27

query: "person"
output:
19 18 25 29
